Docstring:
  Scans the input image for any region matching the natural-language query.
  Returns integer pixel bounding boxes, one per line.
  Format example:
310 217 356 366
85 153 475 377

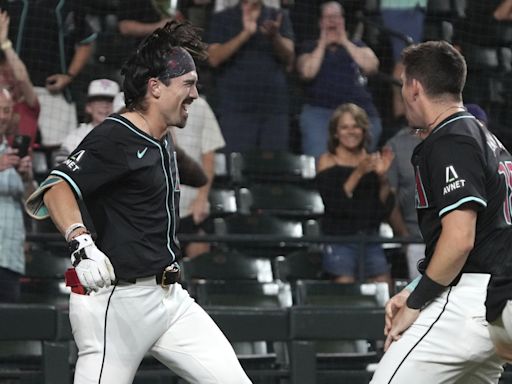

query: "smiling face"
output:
86 98 114 126
336 112 365 151
160 70 199 128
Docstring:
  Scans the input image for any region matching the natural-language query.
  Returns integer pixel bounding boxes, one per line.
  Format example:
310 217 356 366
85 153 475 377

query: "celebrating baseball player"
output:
25 21 251 384
371 41 512 383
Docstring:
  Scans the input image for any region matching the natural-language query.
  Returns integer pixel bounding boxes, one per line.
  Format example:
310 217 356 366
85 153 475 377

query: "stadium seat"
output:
20 245 71 306
289 306 385 384
181 249 273 295
230 150 316 185
273 248 325 283
193 280 292 383
237 183 324 219
208 188 237 217
213 214 304 258
291 280 389 381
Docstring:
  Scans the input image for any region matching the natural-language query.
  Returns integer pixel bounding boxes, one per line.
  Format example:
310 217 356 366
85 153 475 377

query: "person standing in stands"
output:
207 0 294 153
0 87 35 302
297 1 381 157
1 0 95 150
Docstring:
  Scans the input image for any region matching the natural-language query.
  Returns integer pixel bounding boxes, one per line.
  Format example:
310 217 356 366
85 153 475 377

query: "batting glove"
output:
69 234 116 292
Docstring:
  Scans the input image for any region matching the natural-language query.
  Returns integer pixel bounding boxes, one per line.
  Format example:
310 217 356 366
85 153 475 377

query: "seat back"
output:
230 150 316 184
208 188 237 217
293 280 390 307
181 249 273 288
273 249 324 282
238 184 324 219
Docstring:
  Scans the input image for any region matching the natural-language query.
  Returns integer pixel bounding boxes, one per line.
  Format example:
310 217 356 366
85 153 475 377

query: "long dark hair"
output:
121 20 207 111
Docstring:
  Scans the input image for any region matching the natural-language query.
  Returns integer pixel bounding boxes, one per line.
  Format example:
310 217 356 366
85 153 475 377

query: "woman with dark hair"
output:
316 103 394 284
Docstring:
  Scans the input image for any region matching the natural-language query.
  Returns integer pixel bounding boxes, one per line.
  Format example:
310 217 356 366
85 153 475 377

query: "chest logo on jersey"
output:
137 147 148 159
64 150 85 172
443 165 465 195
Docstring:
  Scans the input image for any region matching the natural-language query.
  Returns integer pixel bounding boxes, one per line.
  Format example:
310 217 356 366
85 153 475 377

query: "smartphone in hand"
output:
12 135 31 158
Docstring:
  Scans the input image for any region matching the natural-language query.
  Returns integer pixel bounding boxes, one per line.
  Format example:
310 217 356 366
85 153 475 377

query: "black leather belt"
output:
118 263 180 287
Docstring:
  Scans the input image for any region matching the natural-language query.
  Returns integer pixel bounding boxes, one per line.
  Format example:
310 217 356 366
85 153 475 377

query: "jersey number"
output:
498 161 512 225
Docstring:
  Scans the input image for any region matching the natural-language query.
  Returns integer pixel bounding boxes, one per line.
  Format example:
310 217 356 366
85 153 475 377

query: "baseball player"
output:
370 41 512 383
25 21 251 384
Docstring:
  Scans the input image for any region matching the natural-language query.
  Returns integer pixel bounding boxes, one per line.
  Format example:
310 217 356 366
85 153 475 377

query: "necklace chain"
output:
134 110 154 137
427 105 463 129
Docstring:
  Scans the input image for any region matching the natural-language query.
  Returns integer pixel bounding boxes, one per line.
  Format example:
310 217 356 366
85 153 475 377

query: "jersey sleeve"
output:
50 131 129 200
429 135 487 217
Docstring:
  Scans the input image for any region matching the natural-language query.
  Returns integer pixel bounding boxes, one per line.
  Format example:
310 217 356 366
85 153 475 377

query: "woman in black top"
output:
316 103 394 284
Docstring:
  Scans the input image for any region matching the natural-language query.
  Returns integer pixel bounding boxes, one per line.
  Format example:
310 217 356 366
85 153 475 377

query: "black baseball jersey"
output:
412 112 512 287
51 114 181 280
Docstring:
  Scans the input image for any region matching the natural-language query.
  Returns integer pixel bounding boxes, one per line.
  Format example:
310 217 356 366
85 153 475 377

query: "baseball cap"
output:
87 79 119 100
465 103 488 125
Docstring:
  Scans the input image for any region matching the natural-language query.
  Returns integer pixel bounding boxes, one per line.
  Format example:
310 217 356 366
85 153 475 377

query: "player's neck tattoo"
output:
427 105 464 130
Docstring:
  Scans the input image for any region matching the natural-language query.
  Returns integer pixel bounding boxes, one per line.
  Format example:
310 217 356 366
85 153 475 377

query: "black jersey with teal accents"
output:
51 114 181 280
412 112 512 283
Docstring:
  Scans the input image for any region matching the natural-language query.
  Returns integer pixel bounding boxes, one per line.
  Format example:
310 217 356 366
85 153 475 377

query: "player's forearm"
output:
207 31 251 67
43 181 84 237
425 209 476 285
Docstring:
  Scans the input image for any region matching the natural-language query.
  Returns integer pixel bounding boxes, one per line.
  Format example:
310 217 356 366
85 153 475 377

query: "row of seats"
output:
0 303 387 384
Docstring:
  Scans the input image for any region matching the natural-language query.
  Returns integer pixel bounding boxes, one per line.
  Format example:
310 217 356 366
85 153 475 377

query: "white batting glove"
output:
69 234 116 292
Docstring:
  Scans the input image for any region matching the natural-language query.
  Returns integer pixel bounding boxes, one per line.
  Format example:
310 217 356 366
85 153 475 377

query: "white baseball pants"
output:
371 273 504 384
69 279 252 384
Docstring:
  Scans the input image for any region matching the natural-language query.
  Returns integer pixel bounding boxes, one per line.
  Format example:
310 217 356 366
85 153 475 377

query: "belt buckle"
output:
161 263 180 287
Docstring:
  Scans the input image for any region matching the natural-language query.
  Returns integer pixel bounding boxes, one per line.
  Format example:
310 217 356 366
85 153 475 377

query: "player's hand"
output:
70 234 116 292
384 289 410 336
384 304 419 351
0 9 10 44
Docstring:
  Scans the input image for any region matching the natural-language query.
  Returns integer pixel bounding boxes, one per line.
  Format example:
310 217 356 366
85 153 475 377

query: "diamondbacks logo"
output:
415 165 428 208
64 150 85 172
443 165 465 195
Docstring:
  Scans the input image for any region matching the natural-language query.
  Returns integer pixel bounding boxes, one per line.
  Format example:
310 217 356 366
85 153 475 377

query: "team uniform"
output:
371 111 512 383
46 114 250 384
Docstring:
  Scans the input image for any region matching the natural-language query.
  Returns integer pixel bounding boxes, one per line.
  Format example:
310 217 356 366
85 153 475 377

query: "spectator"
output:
213 0 280 13
316 103 394 284
207 0 294 153
2 0 95 149
0 10 39 149
0 87 35 302
386 125 422 279
54 79 119 165
380 0 426 120
297 1 381 157
175 96 225 258
117 0 176 65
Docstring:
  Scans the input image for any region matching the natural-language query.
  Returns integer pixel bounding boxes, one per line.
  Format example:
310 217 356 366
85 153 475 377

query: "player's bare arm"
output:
42 180 83 235
386 206 477 347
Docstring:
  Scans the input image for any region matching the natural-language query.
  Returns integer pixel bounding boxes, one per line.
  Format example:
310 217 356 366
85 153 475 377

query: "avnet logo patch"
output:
443 165 465 195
